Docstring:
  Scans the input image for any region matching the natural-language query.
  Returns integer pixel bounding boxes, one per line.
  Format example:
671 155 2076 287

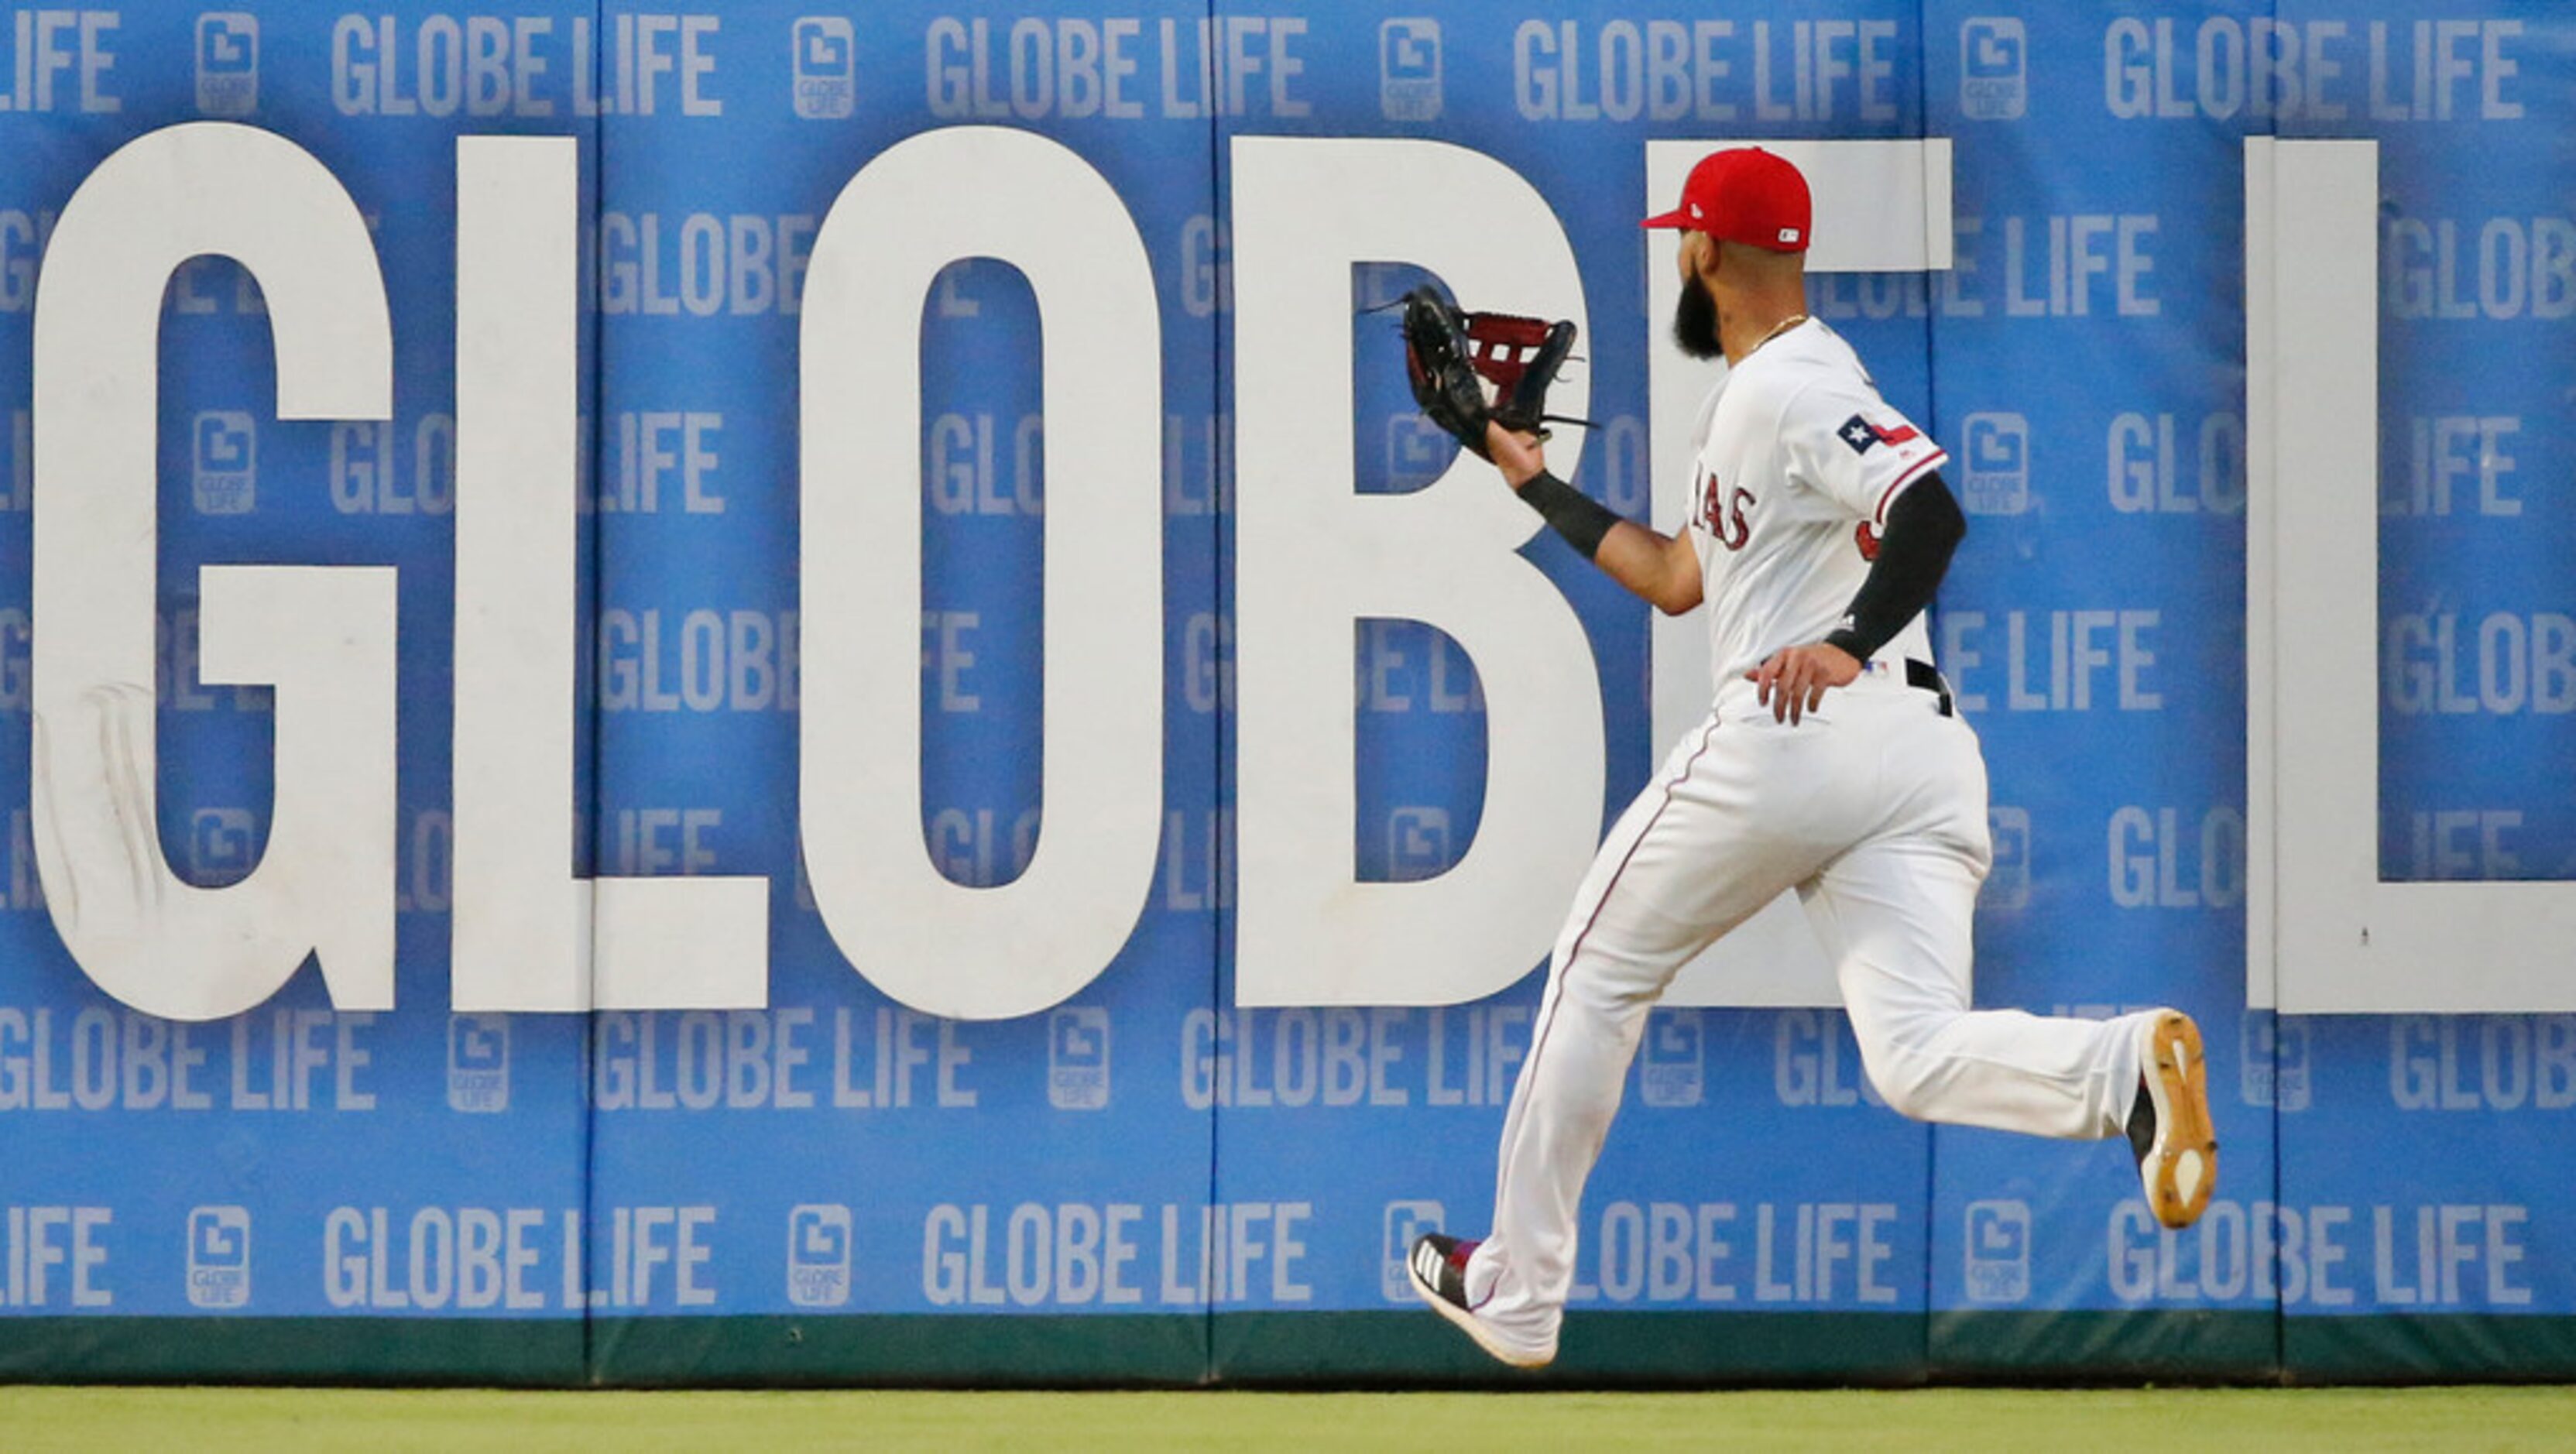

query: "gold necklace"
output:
1747 313 1808 355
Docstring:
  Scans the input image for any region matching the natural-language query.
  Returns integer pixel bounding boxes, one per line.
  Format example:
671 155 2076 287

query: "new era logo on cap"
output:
1643 146 1813 254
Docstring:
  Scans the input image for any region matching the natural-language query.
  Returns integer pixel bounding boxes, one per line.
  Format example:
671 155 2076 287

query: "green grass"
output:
5 1387 2574 1452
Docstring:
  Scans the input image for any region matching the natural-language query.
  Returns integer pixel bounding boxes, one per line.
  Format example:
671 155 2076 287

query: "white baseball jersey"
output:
1684 318 1949 687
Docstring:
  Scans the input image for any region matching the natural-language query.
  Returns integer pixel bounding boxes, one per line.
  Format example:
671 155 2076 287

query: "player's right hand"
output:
1485 421 1547 491
1748 643 1862 725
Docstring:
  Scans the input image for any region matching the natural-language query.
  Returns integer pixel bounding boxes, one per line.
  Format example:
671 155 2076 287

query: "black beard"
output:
1672 272 1723 360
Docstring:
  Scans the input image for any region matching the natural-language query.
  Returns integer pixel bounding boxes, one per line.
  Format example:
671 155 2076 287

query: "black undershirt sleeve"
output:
1822 472 1967 663
1514 469 1621 560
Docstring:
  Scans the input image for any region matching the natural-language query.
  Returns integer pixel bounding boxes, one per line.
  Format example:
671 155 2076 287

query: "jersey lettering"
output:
1854 520 1881 561
1714 486 1755 552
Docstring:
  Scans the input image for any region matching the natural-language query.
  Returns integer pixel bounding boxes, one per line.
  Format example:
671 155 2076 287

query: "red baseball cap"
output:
1641 147 1812 252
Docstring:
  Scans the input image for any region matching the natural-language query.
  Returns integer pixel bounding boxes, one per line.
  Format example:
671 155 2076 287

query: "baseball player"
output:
1408 147 2218 1368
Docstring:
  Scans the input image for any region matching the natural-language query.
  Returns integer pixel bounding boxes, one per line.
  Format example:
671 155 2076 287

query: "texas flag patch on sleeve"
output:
1838 413 1921 454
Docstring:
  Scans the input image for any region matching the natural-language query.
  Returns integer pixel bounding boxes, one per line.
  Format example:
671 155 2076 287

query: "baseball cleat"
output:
1407 1233 1554 1369
2129 1010 2218 1229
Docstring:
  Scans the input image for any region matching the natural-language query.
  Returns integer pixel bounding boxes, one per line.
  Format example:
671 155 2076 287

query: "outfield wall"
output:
0 0 2570 1386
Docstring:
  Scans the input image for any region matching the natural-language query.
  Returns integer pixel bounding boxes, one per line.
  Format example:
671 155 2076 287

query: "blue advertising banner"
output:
575 0 1219 1382
0 0 2565 1387
1916 0 2273 1377
2272 0 2576 1379
0 1 598 1381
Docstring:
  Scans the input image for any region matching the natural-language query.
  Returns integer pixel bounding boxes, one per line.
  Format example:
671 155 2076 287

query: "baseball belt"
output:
1904 658 1955 718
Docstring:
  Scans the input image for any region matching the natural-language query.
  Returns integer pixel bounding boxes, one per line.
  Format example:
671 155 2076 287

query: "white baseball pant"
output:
1463 669 2157 1356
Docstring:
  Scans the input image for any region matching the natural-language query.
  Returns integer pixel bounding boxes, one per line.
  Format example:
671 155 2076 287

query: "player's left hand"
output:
1747 643 1862 725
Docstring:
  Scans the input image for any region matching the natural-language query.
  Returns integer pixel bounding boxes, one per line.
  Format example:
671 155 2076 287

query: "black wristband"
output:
1516 470 1619 560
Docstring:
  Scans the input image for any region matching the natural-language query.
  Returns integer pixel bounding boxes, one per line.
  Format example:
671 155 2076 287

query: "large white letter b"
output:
1231 138 1604 1006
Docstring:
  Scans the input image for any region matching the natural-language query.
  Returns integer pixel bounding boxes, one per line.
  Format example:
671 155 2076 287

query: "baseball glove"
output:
1399 285 1580 461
